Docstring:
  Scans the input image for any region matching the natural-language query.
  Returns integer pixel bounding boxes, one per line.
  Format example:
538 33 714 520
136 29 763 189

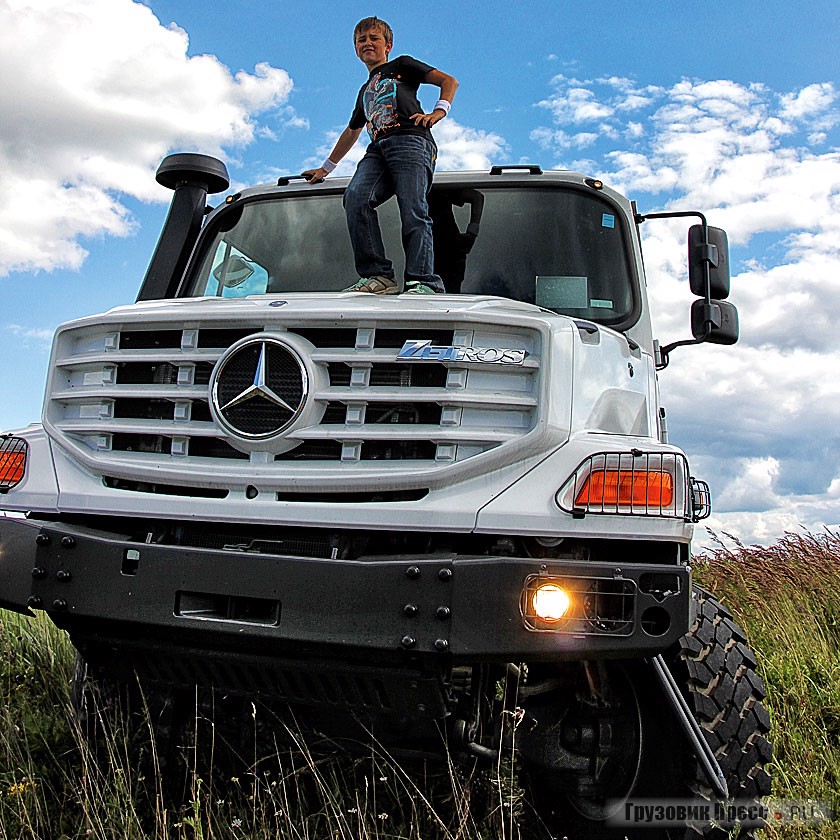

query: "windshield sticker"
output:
398 340 527 366
602 213 615 229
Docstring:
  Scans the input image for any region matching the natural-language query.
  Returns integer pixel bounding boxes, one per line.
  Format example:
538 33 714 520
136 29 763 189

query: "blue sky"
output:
2 0 839 548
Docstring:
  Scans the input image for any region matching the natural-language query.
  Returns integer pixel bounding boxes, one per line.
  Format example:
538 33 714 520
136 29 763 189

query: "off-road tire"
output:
665 586 773 838
517 585 772 839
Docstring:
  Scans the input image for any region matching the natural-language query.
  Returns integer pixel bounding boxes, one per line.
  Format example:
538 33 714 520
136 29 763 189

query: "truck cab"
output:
0 156 768 838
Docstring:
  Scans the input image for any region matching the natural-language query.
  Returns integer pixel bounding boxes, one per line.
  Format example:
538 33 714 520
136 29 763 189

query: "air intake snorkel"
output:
136 153 230 301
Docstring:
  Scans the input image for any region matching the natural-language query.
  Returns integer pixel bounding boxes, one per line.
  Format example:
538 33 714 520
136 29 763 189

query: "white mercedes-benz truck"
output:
0 155 770 838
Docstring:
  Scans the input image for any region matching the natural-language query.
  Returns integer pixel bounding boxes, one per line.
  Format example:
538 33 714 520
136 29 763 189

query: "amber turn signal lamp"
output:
575 470 673 508
0 439 27 490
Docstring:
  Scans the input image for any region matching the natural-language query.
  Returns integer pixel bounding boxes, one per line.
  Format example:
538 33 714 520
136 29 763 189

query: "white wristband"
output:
434 99 451 116
321 158 337 173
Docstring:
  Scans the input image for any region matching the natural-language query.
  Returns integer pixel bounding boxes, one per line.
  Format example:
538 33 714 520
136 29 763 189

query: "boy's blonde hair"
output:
354 16 393 46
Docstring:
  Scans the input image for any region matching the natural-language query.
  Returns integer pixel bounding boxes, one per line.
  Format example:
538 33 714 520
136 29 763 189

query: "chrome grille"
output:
45 317 542 493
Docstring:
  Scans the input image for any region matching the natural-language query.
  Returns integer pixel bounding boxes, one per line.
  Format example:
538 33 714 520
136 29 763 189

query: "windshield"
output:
185 185 638 326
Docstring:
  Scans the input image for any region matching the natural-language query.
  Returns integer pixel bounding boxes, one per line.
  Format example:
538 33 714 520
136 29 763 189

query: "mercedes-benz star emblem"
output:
210 336 307 440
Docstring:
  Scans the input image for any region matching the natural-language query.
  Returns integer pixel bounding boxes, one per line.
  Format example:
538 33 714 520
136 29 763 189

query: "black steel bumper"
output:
1 516 691 662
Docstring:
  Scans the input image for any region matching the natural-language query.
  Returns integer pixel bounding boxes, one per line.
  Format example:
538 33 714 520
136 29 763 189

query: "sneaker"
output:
403 280 438 295
342 275 399 294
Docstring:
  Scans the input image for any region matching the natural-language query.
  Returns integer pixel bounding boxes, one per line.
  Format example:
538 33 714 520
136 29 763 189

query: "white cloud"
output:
434 119 509 170
779 82 837 122
530 127 598 151
5 324 55 347
0 0 298 277
536 76 615 124
713 456 782 512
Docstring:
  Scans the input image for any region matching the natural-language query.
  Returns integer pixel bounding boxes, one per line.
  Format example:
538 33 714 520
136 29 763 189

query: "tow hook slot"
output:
175 590 280 626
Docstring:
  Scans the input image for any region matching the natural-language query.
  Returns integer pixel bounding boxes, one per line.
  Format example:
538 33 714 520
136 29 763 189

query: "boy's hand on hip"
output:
410 110 445 128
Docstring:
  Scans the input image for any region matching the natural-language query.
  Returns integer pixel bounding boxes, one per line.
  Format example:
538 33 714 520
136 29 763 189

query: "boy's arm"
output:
302 126 363 183
410 68 459 128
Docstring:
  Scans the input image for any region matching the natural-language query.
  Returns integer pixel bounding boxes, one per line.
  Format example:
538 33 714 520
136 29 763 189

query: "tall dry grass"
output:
1 610 513 839
694 528 840 839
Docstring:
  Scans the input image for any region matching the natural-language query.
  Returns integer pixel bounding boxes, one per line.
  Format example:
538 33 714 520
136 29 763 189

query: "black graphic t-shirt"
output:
349 55 435 142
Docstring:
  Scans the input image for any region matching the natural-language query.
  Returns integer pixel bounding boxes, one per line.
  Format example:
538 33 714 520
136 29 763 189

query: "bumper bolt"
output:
35 533 51 546
56 569 72 582
403 603 418 617
51 598 68 611
60 536 76 549
438 568 453 582
405 566 421 580
31 566 47 580
435 606 451 620
400 635 416 649
27 595 43 609
434 638 449 652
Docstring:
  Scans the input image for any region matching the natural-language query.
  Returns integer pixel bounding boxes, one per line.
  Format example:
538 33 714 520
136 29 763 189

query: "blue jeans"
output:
343 134 445 292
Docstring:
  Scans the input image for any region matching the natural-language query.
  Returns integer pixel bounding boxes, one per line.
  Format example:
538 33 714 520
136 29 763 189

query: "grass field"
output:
2 530 839 839
693 530 840 839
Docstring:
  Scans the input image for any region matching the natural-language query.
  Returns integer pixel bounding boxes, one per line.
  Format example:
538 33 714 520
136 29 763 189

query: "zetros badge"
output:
397 339 527 366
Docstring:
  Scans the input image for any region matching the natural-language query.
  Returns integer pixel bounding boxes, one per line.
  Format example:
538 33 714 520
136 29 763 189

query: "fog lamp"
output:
532 583 571 622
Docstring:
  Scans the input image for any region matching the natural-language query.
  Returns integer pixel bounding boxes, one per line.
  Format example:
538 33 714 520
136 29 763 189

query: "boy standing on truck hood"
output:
302 16 458 295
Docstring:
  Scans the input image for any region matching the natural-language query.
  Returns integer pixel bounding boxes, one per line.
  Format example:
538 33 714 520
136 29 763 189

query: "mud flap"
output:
0 516 37 615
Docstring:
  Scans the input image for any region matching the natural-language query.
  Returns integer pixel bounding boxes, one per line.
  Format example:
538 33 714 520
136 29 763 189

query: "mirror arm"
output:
657 330 710 370
658 313 721 368
639 210 722 367
636 209 714 301
635 210 707 226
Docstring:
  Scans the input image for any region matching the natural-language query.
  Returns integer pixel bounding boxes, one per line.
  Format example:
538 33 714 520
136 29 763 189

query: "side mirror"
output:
688 225 730 299
639 210 739 367
691 299 739 345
